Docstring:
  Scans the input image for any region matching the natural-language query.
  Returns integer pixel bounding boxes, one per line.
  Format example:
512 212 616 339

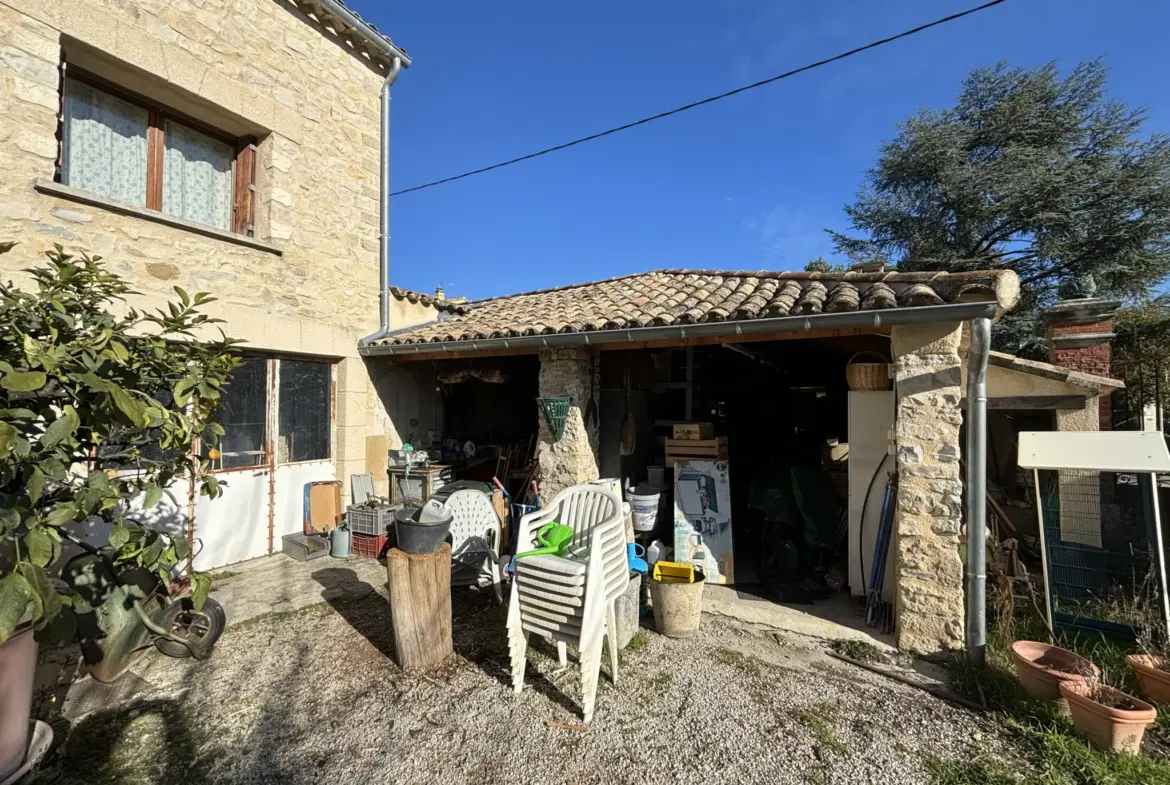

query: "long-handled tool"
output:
866 473 897 628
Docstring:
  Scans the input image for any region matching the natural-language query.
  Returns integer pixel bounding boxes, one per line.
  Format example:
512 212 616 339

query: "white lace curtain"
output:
64 81 234 231
64 81 149 207
162 120 233 231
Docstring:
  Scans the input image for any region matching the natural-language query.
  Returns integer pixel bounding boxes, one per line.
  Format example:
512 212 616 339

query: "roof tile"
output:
377 268 1019 347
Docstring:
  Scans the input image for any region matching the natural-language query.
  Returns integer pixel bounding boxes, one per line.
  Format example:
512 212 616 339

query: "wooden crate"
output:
665 437 728 467
672 422 714 440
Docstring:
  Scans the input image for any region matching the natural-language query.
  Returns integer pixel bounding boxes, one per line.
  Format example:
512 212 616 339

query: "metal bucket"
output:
624 485 660 532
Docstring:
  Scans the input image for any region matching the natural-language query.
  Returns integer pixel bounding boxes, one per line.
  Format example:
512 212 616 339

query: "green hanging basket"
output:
537 397 571 441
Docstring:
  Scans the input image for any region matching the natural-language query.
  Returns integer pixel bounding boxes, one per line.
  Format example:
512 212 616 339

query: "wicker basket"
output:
845 351 891 391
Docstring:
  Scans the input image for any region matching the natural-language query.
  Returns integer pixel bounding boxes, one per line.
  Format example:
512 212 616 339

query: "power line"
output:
391 0 1010 196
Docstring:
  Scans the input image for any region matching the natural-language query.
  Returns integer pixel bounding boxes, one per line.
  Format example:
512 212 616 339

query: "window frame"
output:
58 65 258 236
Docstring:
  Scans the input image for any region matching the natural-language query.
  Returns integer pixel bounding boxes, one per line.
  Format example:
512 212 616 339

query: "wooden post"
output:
386 543 453 671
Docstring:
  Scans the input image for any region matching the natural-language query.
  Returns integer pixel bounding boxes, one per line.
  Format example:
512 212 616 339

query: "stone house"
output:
359 269 1126 654
0 0 447 568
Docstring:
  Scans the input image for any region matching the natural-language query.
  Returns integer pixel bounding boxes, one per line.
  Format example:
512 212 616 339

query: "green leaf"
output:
0 408 37 420
0 573 31 644
107 383 143 425
1 370 46 392
108 525 131 550
22 526 55 567
26 466 45 506
140 536 164 567
75 372 109 392
175 286 190 306
45 503 77 526
173 537 191 561
0 509 18 537
17 563 60 621
0 422 16 458
190 571 212 612
39 415 76 448
173 377 197 406
142 485 163 509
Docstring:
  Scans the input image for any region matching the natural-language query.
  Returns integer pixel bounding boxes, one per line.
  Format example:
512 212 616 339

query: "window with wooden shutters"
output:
60 69 257 236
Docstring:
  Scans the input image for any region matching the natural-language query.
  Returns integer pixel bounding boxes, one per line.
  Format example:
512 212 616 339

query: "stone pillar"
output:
1041 297 1122 431
891 322 965 654
536 347 599 500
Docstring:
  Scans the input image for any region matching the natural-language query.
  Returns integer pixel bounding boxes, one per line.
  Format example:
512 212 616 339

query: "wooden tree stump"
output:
386 543 453 671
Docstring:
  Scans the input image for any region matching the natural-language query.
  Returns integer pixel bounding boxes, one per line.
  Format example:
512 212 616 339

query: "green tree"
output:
832 60 1170 353
0 243 242 644
804 257 846 273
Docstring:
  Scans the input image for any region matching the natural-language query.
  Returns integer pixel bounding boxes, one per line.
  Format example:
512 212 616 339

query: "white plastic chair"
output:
507 484 628 722
443 489 503 602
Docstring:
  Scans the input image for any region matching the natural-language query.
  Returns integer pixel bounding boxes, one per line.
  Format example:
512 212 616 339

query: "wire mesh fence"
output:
1036 468 1168 640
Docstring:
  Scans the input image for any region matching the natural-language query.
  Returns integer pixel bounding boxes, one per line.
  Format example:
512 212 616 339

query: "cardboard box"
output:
672 422 714 440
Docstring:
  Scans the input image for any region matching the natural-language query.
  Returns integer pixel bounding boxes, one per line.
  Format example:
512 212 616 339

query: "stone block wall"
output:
536 348 600 500
0 0 427 508
891 322 965 654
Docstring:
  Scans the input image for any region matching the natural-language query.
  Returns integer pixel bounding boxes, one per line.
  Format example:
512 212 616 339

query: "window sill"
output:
35 180 283 256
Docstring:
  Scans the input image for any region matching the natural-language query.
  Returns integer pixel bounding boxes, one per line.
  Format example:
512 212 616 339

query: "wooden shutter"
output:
233 138 257 236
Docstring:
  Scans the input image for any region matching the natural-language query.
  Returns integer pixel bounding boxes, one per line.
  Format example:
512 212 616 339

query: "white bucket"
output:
624 485 660 532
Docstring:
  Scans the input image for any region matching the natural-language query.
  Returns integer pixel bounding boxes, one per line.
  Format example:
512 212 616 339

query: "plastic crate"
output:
352 532 389 559
347 503 397 536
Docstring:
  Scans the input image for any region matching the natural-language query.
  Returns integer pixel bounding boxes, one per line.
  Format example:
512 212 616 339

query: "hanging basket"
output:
537 397 571 441
846 351 891 391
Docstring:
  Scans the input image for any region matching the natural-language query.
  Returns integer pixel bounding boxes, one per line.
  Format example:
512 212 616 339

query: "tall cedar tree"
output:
832 60 1170 354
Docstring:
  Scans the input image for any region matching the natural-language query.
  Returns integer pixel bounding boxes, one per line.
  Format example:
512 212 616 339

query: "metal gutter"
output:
965 317 991 666
358 301 1000 357
311 0 412 67
358 55 404 348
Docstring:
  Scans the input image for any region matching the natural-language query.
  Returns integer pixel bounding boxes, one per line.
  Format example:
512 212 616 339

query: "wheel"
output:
152 597 227 659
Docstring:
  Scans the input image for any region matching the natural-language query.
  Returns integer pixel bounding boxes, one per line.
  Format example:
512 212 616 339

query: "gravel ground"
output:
32 567 1020 785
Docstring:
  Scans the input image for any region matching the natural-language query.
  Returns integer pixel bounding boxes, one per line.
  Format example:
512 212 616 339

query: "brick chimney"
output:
1040 296 1123 429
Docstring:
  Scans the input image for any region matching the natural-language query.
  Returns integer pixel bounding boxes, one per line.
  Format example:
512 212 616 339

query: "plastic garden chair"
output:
507 484 628 722
443 489 504 602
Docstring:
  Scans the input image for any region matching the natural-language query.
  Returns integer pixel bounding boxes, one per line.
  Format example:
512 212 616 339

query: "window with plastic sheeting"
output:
207 357 268 470
277 360 332 464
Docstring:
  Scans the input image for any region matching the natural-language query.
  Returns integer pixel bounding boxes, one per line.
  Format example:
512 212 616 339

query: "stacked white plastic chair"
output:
507 484 628 722
443 488 504 602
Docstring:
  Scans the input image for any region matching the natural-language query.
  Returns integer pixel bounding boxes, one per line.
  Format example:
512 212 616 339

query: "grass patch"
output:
791 702 849 759
223 601 333 635
625 631 648 653
831 638 888 664
712 647 762 676
939 604 1170 784
649 671 673 689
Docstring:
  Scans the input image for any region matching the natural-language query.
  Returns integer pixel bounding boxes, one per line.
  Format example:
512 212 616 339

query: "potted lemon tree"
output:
0 243 240 779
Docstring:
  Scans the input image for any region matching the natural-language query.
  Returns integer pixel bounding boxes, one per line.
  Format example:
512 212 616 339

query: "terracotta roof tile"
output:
376 268 1020 347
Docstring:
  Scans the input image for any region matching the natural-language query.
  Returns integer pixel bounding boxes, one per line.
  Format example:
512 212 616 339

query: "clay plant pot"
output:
1127 654 1170 705
1010 641 1100 701
0 618 36 783
1059 681 1157 754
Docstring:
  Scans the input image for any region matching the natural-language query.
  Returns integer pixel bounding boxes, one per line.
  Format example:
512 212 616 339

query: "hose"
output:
857 452 891 592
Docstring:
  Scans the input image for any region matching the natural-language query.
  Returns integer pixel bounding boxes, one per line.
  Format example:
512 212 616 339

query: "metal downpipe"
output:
965 317 991 665
359 55 403 348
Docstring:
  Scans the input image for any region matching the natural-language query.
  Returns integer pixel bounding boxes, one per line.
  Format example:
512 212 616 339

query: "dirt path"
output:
33 564 1018 785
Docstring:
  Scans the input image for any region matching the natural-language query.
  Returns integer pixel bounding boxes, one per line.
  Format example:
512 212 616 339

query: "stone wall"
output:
0 0 429 509
891 322 965 654
536 347 600 500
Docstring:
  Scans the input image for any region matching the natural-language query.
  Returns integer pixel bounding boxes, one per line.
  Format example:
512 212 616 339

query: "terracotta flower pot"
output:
1128 654 1170 705
0 621 36 782
1010 640 1099 701
1059 681 1157 754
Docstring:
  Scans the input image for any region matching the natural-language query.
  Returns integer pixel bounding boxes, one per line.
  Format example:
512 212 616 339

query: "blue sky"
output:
353 0 1170 301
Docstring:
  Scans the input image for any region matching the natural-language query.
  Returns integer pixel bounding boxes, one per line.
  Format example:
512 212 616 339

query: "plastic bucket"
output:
394 507 452 554
625 485 660 532
649 570 705 638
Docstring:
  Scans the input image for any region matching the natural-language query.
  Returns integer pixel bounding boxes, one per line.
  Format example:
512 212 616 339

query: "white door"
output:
194 356 338 569
271 358 336 540
194 357 274 570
